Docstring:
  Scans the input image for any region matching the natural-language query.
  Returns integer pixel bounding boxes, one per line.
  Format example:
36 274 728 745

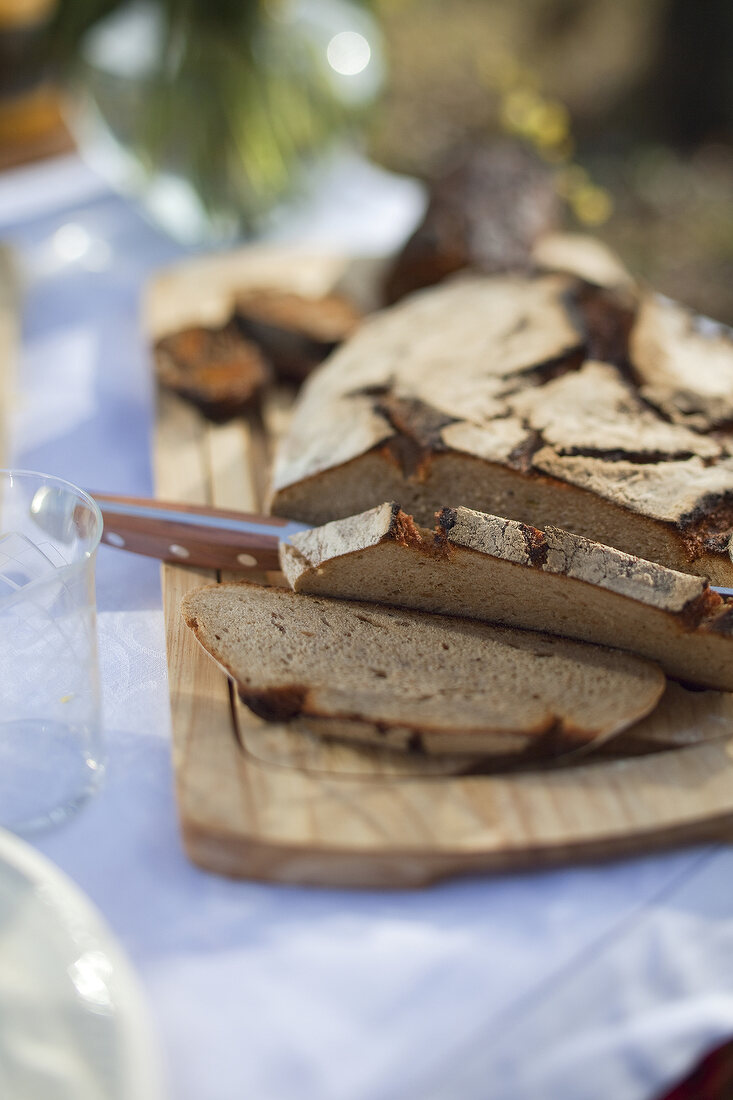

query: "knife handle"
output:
92 493 289 572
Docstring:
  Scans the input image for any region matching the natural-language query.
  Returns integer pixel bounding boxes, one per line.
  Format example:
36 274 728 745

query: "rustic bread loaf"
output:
281 502 733 691
181 581 665 758
270 274 733 584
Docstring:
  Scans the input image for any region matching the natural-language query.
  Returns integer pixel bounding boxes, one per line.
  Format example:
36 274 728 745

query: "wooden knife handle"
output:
92 493 289 572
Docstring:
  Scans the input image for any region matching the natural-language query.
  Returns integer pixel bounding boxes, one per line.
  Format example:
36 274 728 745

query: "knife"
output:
91 493 309 572
83 493 733 596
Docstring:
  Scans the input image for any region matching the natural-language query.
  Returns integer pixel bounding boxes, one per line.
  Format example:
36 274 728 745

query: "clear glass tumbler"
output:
0 470 104 834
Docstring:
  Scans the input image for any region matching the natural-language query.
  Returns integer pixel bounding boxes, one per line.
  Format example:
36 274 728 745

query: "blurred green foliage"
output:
46 0 373 61
45 0 378 235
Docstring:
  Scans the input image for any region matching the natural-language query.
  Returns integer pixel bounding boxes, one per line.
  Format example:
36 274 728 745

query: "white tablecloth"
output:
3 153 733 1100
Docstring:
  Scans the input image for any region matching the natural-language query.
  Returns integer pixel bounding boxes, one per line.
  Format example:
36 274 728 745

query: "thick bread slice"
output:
270 275 733 584
181 581 665 758
292 680 733 762
281 503 733 692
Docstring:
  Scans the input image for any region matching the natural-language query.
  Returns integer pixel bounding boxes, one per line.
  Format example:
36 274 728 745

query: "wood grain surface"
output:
149 248 733 888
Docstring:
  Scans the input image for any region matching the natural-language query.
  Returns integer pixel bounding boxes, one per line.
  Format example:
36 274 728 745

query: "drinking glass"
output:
0 470 104 834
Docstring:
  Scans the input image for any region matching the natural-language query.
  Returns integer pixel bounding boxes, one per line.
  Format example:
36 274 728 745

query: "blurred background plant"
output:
41 0 384 242
3 0 732 318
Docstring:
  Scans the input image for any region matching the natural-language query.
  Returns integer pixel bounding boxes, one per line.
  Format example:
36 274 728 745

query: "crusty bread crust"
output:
271 273 584 490
631 293 733 431
234 288 361 382
270 275 733 583
281 503 733 691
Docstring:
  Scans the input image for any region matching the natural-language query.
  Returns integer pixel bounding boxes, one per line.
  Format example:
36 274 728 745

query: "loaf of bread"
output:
270 275 733 584
182 580 665 758
281 502 733 691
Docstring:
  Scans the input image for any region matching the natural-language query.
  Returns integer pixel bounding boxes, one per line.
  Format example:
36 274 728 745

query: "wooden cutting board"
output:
148 247 733 888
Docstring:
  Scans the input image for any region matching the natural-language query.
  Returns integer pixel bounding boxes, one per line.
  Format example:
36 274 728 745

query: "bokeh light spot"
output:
327 31 371 76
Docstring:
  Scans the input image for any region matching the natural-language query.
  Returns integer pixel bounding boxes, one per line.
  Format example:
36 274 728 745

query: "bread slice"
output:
154 321 271 421
269 274 733 584
281 502 733 692
290 679 733 763
181 581 665 758
234 288 362 382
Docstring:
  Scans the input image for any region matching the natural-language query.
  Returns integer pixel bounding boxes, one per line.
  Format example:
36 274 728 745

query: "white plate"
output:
0 828 163 1100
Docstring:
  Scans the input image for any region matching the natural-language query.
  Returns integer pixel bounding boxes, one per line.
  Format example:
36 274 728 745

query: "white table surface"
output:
3 152 733 1100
